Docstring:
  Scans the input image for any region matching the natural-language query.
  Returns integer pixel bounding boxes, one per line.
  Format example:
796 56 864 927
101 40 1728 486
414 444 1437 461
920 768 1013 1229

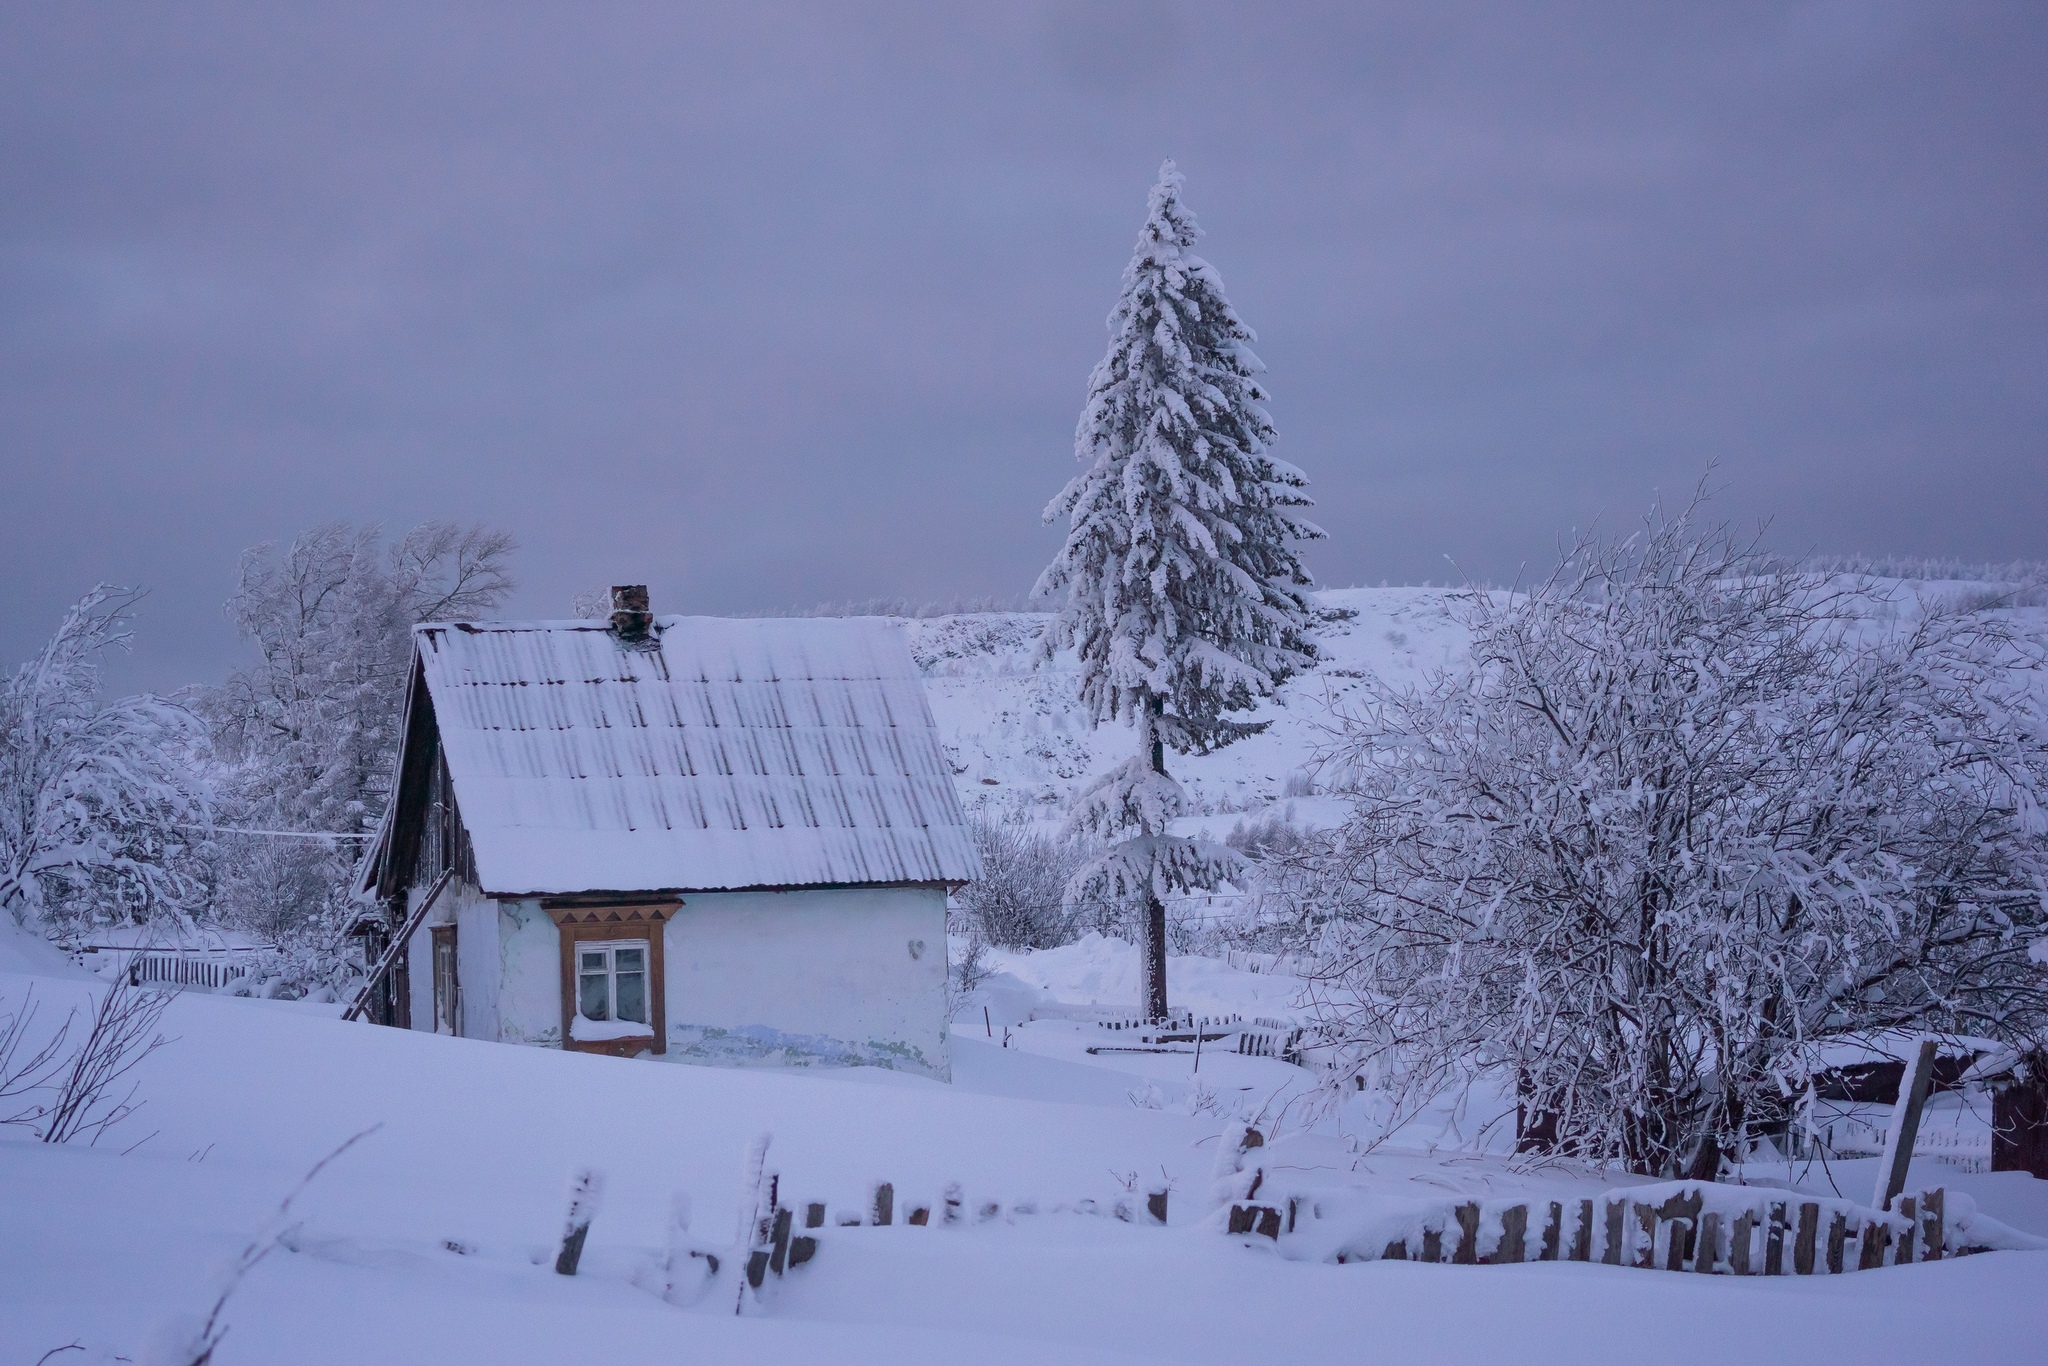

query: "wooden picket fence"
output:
1229 1185 1967 1274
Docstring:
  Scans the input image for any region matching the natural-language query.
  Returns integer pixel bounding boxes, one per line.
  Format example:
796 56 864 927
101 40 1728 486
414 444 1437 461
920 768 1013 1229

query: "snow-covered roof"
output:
410 615 979 896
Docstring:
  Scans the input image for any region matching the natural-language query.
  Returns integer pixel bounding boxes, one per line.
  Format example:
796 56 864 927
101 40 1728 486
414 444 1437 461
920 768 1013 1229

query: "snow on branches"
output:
1036 162 1319 1015
0 587 206 928
1037 160 1320 753
1291 493 2048 1177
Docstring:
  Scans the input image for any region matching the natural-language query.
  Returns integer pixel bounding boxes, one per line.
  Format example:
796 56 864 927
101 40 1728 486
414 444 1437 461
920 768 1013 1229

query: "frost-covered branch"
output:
1289 490 2048 1176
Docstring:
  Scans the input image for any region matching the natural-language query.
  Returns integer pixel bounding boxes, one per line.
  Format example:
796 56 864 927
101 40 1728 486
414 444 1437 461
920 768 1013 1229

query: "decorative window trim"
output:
543 901 674 1056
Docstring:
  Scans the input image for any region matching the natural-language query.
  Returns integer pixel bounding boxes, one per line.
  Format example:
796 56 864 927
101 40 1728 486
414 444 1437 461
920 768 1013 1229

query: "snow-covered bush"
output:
1291 494 2048 1177
0 587 208 931
955 813 1090 949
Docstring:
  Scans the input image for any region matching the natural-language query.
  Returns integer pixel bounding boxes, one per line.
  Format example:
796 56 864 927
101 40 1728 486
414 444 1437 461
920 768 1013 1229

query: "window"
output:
576 941 649 1028
431 925 460 1035
545 901 673 1056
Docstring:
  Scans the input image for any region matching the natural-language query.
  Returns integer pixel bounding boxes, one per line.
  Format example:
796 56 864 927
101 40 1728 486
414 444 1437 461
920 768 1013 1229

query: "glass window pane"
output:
615 969 647 1024
614 947 644 971
580 950 607 972
578 972 610 1020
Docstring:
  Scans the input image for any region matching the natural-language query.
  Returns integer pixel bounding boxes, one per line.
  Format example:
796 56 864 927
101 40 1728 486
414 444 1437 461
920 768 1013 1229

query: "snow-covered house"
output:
355 588 978 1079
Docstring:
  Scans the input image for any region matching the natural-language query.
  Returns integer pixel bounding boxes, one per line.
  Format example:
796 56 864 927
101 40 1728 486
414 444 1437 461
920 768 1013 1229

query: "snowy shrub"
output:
0 587 208 930
955 814 1090 949
1291 492 2048 1177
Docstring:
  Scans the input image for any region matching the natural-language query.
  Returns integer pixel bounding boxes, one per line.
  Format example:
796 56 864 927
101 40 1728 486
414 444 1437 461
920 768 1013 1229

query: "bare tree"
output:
1 969 172 1145
0 985 71 1131
195 522 515 989
1293 494 2048 1176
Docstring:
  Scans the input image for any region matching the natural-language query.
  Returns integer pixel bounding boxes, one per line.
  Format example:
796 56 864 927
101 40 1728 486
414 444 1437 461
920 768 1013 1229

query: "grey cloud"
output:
0 2 2043 692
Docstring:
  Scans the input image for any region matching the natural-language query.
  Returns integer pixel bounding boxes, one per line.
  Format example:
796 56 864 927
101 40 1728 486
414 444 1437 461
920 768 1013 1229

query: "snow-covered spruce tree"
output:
0 588 207 929
1038 161 1321 1019
1289 494 2048 1177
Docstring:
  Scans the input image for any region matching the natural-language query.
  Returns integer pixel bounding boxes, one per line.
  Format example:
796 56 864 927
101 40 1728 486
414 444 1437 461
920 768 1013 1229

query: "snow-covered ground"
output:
7 583 2048 1363
4 944 2047 1365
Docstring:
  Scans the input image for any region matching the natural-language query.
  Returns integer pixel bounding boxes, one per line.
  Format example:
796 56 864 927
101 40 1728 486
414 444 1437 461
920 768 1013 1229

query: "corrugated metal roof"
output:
413 616 979 895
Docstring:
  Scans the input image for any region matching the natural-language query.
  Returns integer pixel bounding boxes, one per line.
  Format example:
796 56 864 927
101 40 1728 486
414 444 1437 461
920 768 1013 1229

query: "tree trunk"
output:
1144 892 1168 1021
1144 695 1169 1022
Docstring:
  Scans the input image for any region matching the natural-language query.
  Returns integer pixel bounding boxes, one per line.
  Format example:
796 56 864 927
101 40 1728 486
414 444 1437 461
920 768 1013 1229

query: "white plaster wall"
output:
495 898 561 1046
453 888 500 1042
403 876 492 1035
662 886 951 1080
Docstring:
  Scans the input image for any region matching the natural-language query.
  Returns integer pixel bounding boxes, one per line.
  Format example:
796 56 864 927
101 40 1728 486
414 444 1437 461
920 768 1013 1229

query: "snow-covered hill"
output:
906 579 2048 832
910 586 1471 828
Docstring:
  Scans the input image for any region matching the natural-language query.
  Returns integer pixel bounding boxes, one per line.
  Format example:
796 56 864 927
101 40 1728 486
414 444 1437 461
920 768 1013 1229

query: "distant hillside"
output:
902 579 2048 832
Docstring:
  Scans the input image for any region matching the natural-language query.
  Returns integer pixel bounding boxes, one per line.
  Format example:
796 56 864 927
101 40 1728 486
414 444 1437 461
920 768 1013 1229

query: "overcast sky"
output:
4 2 2044 693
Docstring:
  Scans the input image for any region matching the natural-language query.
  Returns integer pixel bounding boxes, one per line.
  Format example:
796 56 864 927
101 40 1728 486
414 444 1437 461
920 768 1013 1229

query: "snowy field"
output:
5 940 2047 1365
7 582 2048 1363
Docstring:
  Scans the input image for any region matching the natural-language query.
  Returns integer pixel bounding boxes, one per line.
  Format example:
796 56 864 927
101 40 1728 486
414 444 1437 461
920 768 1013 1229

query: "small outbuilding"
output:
354 587 978 1079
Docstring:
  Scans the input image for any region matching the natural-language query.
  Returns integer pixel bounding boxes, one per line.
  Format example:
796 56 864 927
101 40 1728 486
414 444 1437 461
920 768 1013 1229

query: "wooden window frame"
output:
544 901 674 1057
431 923 461 1036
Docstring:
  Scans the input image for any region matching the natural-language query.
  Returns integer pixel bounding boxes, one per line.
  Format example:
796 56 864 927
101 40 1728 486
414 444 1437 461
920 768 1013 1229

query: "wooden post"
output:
1420 1225 1443 1263
1766 1201 1788 1275
942 1182 963 1226
1146 1188 1169 1226
1602 1199 1626 1266
1695 1212 1720 1273
1570 1200 1593 1262
1730 1210 1753 1276
1825 1210 1848 1274
1920 1188 1944 1261
872 1182 894 1227
1794 1202 1819 1275
554 1167 604 1276
907 1203 931 1226
1493 1204 1527 1263
1540 1201 1563 1261
805 1201 826 1230
1633 1203 1658 1270
1894 1195 1916 1265
1452 1202 1481 1264
733 1136 773 1313
1857 1218 1889 1270
1381 1238 1409 1260
1874 1038 1939 1210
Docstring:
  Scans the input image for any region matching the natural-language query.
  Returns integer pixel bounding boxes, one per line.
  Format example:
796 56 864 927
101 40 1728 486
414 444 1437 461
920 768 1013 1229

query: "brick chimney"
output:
609 585 652 643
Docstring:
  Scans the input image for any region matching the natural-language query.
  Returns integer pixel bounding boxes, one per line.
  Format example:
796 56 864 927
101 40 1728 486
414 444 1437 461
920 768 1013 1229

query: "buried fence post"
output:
1695 1213 1720 1273
1539 1201 1562 1261
1825 1210 1849 1275
1921 1188 1945 1261
1766 1201 1788 1276
872 1182 895 1227
554 1168 605 1276
1493 1204 1527 1264
1146 1187 1169 1226
1729 1211 1753 1276
1894 1195 1916 1265
1793 1202 1819 1275
1452 1203 1481 1264
1570 1199 1594 1263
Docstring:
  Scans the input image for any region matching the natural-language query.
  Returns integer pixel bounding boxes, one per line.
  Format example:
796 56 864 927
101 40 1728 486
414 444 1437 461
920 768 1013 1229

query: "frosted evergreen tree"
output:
1037 160 1322 1019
